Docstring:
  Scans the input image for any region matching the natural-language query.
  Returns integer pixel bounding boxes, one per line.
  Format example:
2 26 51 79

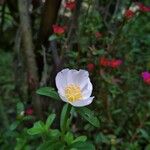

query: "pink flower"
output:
25 107 33 115
52 24 65 35
138 3 150 12
65 1 76 10
124 9 135 19
141 71 150 85
87 63 95 72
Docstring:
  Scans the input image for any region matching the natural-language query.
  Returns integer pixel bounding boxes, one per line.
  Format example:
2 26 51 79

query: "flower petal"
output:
70 97 94 107
67 69 90 88
81 79 93 99
55 68 94 105
55 68 70 95
58 93 68 102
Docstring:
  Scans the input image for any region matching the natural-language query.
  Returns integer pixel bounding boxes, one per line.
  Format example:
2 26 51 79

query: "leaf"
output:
9 121 20 131
15 138 27 150
48 129 61 139
139 129 149 141
16 102 24 114
77 107 100 128
27 121 45 135
73 136 87 143
48 34 58 41
68 141 95 150
37 141 65 150
45 113 56 130
145 144 150 150
64 132 74 145
60 104 71 132
36 87 60 100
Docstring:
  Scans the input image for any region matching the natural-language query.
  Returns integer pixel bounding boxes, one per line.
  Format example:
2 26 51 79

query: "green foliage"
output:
27 113 56 135
77 107 100 128
1 0 150 149
36 87 60 100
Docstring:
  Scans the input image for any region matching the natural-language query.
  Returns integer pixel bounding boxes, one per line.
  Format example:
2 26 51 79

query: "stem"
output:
61 104 72 137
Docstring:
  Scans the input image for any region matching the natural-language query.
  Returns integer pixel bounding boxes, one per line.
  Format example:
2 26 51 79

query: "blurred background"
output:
0 0 150 149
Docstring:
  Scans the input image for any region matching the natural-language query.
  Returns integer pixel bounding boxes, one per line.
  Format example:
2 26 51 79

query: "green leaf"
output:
16 102 24 114
48 34 58 41
68 141 95 150
60 104 71 132
64 132 74 145
73 136 87 143
145 144 150 150
27 121 45 135
15 138 27 150
37 141 65 150
48 129 61 139
45 113 56 130
9 121 20 131
77 107 100 128
139 129 149 141
36 87 60 100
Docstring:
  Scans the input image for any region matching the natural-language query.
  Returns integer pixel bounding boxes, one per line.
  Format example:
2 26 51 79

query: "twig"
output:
40 45 48 86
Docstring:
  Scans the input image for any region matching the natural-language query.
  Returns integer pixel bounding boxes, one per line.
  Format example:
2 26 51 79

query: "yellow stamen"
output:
65 84 82 102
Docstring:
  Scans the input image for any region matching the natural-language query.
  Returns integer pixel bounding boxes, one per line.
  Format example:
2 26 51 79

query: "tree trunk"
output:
18 0 43 119
39 0 62 44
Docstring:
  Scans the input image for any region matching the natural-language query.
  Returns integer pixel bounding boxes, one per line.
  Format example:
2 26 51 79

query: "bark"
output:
18 0 43 119
39 0 62 44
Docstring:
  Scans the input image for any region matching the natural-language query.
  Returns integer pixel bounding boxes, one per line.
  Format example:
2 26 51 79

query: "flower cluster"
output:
138 3 150 12
141 71 150 85
52 1 76 35
64 1 76 11
99 57 123 68
124 9 135 19
123 3 150 19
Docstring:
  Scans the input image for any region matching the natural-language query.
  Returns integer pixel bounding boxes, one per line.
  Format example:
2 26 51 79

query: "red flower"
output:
95 32 102 38
138 3 150 12
99 57 122 68
65 1 76 10
144 78 150 84
110 59 123 68
52 25 65 35
25 108 33 116
99 57 110 67
124 9 135 19
87 63 95 72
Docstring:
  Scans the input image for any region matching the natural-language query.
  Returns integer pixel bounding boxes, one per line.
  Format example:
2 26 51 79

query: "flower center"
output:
65 84 82 102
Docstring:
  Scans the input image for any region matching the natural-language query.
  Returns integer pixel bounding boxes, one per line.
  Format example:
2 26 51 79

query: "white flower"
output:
129 5 140 12
55 68 94 107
